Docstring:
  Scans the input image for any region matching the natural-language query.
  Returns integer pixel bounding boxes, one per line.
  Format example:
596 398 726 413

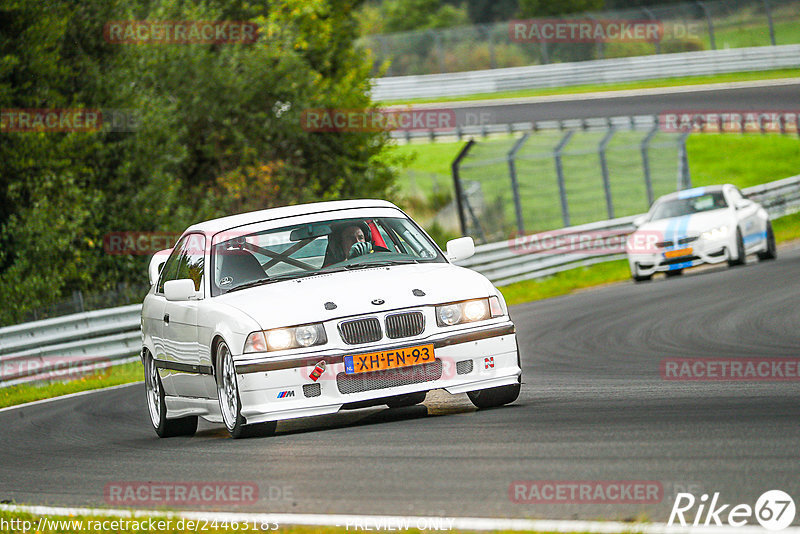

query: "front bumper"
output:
628 239 730 276
233 322 520 424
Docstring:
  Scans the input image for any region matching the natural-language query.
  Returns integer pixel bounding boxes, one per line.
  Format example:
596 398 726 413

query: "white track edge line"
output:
1 504 797 533
0 381 141 414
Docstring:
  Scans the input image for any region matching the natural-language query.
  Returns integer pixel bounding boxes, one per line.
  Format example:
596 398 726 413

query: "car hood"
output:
637 209 733 239
214 263 496 330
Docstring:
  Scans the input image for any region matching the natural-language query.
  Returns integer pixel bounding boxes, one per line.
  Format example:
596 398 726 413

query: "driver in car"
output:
340 224 371 258
323 221 390 267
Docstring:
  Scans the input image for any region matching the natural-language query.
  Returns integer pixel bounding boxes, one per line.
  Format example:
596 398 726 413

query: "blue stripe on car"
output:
668 261 694 271
743 230 767 245
677 187 706 199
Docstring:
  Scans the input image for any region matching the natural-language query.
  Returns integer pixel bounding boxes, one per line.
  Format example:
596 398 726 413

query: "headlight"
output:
701 225 729 241
436 297 504 327
244 323 327 353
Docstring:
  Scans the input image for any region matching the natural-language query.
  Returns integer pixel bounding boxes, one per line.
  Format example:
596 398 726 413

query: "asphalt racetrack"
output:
410 79 800 125
3 245 799 524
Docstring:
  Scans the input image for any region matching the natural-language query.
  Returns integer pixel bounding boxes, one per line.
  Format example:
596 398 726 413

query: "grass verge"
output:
0 360 142 409
379 68 800 105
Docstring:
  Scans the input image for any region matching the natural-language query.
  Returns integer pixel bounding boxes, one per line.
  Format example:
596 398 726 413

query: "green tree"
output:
0 0 401 324
516 0 604 18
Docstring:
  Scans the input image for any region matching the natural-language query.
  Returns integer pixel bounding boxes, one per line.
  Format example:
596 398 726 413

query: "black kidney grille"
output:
385 311 425 339
336 359 443 394
339 317 382 345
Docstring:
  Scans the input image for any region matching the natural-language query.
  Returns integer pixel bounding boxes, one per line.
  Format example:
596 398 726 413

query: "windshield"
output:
649 191 727 221
210 216 444 296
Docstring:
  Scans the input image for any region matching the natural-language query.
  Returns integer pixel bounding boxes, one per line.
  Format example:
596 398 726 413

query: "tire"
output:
665 269 683 278
144 352 197 438
757 222 777 261
468 383 521 409
386 391 427 409
728 228 746 267
216 340 276 439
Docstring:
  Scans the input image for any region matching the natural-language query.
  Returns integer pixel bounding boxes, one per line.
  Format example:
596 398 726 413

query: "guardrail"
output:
1 174 798 387
372 44 800 101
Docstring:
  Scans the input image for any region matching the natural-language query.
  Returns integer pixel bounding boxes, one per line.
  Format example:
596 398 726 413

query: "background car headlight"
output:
244 323 327 353
436 297 503 327
701 225 729 240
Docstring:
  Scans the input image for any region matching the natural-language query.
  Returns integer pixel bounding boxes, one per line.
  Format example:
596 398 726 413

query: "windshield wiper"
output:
345 259 419 270
224 277 271 294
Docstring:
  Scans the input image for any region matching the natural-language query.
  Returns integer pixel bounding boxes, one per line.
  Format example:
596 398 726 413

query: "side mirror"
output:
446 236 475 262
735 199 751 210
633 215 647 227
148 249 172 285
164 279 197 301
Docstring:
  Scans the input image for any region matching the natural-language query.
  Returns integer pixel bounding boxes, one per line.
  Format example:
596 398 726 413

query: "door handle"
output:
163 313 169 324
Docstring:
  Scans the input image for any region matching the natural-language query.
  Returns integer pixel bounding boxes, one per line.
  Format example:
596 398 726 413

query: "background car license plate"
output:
665 247 692 258
344 344 435 374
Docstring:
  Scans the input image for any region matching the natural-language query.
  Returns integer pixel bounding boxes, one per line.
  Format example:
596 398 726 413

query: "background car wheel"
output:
757 222 777 261
385 391 427 408
728 228 746 267
665 269 683 277
216 340 276 439
467 383 521 409
144 352 197 438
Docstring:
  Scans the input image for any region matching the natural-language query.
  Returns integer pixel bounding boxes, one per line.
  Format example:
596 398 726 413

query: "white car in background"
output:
626 184 776 282
141 199 521 438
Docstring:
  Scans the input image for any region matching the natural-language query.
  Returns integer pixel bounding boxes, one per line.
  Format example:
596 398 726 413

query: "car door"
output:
158 233 209 399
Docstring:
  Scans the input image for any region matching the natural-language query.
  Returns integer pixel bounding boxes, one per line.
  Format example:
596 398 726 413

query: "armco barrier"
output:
371 45 800 101
1 175 798 387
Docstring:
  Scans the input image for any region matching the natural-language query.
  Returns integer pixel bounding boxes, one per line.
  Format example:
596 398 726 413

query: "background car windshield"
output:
649 192 728 221
211 216 443 295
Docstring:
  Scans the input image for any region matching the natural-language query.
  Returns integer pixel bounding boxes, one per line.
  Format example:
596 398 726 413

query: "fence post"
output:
540 41 549 65
586 13 604 60
433 30 446 73
677 131 692 190
507 133 530 235
598 128 616 219
696 1 716 50
641 122 659 206
762 0 776 45
452 139 476 236
379 35 393 76
641 7 661 54
554 130 574 227
484 24 497 69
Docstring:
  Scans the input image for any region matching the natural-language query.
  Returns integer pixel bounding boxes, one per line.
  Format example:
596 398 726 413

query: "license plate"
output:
664 247 692 258
344 344 435 375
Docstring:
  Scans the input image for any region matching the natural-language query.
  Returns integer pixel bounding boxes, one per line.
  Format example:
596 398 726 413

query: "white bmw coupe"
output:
626 184 776 282
141 200 521 438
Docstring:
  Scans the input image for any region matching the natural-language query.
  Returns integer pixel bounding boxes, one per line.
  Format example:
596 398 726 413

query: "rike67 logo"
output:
669 490 796 530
